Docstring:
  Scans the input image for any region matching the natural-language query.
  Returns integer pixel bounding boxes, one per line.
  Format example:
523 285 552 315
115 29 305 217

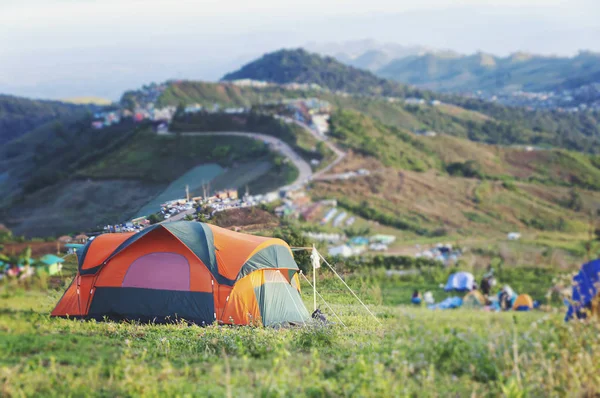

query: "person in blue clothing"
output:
411 290 423 305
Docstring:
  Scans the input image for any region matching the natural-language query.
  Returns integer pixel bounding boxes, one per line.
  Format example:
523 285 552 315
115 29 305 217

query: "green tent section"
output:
462 291 485 309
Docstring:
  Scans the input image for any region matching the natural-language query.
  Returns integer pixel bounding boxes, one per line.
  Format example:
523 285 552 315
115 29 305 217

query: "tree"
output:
175 102 185 119
20 246 32 280
446 160 483 178
567 189 583 211
148 214 161 225
19 246 32 268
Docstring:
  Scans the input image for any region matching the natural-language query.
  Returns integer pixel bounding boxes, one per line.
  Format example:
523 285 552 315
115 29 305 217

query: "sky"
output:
1 0 598 100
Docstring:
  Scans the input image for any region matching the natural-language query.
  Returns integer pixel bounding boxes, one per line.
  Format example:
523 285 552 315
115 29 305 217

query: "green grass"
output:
80 131 272 183
245 157 299 194
329 109 439 171
1 270 599 396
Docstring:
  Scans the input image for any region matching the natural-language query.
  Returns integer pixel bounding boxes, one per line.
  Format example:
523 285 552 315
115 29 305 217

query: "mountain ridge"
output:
221 48 420 98
377 50 600 93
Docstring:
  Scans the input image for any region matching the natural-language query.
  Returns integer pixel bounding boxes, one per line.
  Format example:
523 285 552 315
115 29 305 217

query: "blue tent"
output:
444 272 474 292
428 297 463 310
566 259 600 321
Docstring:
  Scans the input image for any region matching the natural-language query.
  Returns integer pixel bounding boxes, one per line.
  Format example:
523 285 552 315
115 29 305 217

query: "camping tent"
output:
51 221 310 327
444 272 474 292
35 254 64 276
513 294 534 311
463 290 485 309
428 296 462 310
566 259 600 320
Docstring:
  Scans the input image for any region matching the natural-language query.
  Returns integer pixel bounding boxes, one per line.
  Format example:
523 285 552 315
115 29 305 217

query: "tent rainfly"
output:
463 290 485 309
513 294 534 311
51 221 309 327
444 272 475 292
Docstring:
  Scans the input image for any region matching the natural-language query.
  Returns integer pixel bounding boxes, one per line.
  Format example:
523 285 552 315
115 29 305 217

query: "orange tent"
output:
52 221 309 326
513 294 534 311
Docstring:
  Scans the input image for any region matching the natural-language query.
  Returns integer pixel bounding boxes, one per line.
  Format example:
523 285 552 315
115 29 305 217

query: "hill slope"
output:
314 110 600 237
0 112 299 236
151 78 600 152
221 48 420 98
0 95 90 145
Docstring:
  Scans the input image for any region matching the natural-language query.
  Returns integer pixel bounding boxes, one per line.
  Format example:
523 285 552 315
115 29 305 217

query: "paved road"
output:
161 131 311 223
176 131 313 191
160 126 346 224
281 117 346 178
162 208 195 223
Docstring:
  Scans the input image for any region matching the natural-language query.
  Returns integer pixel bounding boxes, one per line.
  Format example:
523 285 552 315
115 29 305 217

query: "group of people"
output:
475 270 520 310
411 267 520 310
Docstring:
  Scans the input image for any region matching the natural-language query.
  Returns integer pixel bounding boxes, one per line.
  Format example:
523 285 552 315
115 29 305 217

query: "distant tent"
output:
428 296 463 310
566 259 600 320
463 290 486 309
444 272 474 292
35 254 64 276
513 294 534 311
51 221 309 327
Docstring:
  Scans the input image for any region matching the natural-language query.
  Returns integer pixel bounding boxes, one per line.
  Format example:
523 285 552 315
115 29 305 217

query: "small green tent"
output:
463 290 485 309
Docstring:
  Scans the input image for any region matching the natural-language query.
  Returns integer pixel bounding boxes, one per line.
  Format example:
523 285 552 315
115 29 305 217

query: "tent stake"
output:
300 271 346 327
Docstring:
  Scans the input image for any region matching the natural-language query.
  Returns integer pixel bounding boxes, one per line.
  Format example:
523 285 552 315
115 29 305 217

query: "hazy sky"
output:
1 0 598 100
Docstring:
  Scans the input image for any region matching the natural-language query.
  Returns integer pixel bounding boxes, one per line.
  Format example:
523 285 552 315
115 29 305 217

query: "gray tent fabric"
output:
76 240 93 272
163 222 216 277
254 271 309 326
237 244 299 282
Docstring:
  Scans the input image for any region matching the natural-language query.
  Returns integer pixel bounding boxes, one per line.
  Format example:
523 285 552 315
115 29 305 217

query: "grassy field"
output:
1 266 598 396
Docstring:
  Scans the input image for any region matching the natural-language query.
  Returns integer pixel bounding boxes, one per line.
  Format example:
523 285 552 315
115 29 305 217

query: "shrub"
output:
446 160 484 179
294 324 336 350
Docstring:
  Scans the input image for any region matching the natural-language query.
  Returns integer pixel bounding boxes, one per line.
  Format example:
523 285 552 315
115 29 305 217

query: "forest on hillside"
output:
0 95 91 145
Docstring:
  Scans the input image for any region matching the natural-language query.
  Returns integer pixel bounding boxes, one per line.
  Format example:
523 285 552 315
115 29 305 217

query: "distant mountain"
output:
0 95 90 146
304 39 431 71
377 50 600 93
348 50 395 72
221 48 420 98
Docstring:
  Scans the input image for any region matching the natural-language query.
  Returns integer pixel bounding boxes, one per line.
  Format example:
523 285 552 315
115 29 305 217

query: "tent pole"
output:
312 244 317 312
317 250 382 325
300 271 346 327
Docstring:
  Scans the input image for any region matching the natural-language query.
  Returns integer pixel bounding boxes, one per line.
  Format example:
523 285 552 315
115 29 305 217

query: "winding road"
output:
281 117 346 178
160 125 346 223
176 131 313 190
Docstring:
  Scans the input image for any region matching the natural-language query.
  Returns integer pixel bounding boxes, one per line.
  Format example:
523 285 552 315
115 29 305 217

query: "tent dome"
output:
513 294 534 311
51 221 309 326
463 290 485 309
444 272 474 292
